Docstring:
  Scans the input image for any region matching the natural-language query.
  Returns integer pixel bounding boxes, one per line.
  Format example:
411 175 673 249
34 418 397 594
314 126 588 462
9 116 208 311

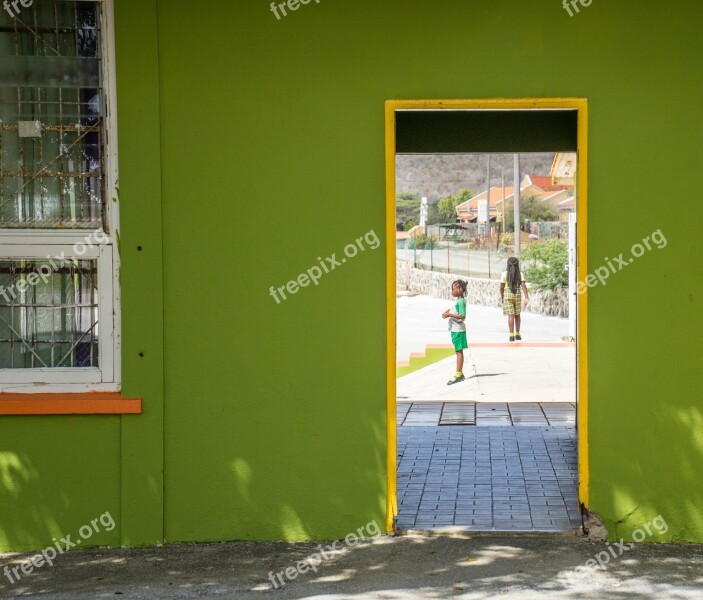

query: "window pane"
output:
0 258 99 368
0 1 104 229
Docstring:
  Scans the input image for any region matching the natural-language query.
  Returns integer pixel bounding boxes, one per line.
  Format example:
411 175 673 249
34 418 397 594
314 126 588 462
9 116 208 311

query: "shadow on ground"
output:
2 533 703 599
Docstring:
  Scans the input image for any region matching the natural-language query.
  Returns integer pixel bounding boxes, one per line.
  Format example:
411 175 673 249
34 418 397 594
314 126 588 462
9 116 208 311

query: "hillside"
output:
396 153 556 201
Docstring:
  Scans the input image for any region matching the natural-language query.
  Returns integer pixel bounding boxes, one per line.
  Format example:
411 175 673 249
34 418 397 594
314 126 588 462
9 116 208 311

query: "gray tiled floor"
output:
397 401 576 427
396 425 581 532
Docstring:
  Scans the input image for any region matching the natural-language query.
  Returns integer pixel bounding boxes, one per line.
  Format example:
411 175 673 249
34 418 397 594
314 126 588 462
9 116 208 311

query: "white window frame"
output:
0 0 121 393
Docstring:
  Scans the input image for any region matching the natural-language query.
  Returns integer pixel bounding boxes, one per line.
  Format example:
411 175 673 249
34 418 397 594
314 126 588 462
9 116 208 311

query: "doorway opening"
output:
385 99 588 533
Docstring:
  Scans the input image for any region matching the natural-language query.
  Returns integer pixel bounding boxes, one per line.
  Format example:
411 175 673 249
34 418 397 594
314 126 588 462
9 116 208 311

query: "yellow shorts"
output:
503 289 522 315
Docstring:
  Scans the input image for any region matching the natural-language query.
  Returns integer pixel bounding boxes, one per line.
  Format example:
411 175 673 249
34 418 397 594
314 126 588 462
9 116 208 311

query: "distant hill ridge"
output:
396 153 556 200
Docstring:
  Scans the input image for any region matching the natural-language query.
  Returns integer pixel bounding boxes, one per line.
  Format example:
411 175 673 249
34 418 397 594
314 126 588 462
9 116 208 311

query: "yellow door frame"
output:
385 98 589 532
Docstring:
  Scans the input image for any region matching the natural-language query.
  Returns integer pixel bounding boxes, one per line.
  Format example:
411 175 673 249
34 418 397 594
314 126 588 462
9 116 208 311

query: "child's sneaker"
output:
515 334 522 341
447 374 465 385
509 335 515 342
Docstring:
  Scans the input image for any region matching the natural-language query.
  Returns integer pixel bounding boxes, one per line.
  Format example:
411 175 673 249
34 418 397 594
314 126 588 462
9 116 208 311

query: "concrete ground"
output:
396 293 569 361
2 534 703 599
397 346 575 404
397 294 575 403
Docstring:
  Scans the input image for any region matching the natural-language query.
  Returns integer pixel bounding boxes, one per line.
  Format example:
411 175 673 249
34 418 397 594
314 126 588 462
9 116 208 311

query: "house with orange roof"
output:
455 176 570 223
523 174 573 193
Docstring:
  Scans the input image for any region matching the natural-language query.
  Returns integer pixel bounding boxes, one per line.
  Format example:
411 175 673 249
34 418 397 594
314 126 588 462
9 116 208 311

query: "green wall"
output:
1 0 702 549
0 1 165 552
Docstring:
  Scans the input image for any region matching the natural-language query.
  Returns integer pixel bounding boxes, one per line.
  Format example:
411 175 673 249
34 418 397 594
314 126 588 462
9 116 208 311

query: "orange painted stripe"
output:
0 392 142 415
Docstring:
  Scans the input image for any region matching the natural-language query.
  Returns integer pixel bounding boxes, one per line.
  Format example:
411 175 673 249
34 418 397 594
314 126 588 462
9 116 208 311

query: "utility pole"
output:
486 154 491 277
513 153 521 255
501 172 506 236
485 154 492 241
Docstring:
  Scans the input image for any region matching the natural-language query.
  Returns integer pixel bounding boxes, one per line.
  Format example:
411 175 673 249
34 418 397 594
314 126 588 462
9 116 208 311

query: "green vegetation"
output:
397 346 456 378
437 189 472 222
407 233 438 250
396 193 438 229
520 239 568 291
499 232 514 246
396 189 473 229
504 194 559 231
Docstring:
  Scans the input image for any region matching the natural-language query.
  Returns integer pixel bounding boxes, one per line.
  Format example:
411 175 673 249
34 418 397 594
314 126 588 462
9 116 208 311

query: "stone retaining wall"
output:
396 261 568 317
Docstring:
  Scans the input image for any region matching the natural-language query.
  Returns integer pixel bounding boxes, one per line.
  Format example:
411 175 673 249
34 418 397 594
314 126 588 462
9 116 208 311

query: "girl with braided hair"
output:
500 256 529 341
442 279 468 385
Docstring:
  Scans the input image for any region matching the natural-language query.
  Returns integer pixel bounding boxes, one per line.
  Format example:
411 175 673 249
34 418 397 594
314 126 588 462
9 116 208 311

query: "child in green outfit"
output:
442 279 468 385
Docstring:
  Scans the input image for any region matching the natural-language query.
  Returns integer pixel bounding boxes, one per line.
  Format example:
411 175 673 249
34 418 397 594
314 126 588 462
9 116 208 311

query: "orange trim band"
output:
0 392 142 415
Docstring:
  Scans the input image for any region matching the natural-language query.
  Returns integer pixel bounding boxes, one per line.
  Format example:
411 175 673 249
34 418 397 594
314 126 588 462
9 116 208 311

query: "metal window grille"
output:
0 258 98 368
0 0 104 229
0 1 111 378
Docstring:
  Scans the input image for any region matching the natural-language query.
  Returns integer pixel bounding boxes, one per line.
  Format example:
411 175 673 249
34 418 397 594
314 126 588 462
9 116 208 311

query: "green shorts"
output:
451 331 468 352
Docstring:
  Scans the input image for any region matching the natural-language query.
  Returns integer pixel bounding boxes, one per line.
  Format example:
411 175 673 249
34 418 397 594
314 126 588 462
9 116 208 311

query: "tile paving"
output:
398 401 576 427
396 404 581 531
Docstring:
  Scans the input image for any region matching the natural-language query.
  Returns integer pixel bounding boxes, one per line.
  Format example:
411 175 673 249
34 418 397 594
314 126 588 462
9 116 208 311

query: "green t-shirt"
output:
448 298 466 332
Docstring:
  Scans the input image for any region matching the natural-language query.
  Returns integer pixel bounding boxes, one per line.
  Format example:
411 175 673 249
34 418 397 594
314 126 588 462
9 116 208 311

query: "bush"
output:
520 239 568 291
504 194 559 231
499 233 514 246
408 233 438 250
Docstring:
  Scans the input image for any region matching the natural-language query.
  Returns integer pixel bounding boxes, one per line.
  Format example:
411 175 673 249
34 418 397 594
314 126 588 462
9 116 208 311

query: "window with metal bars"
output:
0 0 104 228
0 258 99 368
0 0 118 390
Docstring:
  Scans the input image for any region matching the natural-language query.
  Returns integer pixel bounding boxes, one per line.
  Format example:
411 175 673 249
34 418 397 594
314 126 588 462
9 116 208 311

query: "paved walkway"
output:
397 294 575 404
397 345 575 404
395 295 578 533
396 425 579 532
398 402 576 426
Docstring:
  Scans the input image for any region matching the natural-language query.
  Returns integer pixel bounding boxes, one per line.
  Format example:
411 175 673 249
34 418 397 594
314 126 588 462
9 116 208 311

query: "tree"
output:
396 193 422 230
425 201 441 225
520 239 568 291
396 193 443 227
504 194 559 231
437 189 473 223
